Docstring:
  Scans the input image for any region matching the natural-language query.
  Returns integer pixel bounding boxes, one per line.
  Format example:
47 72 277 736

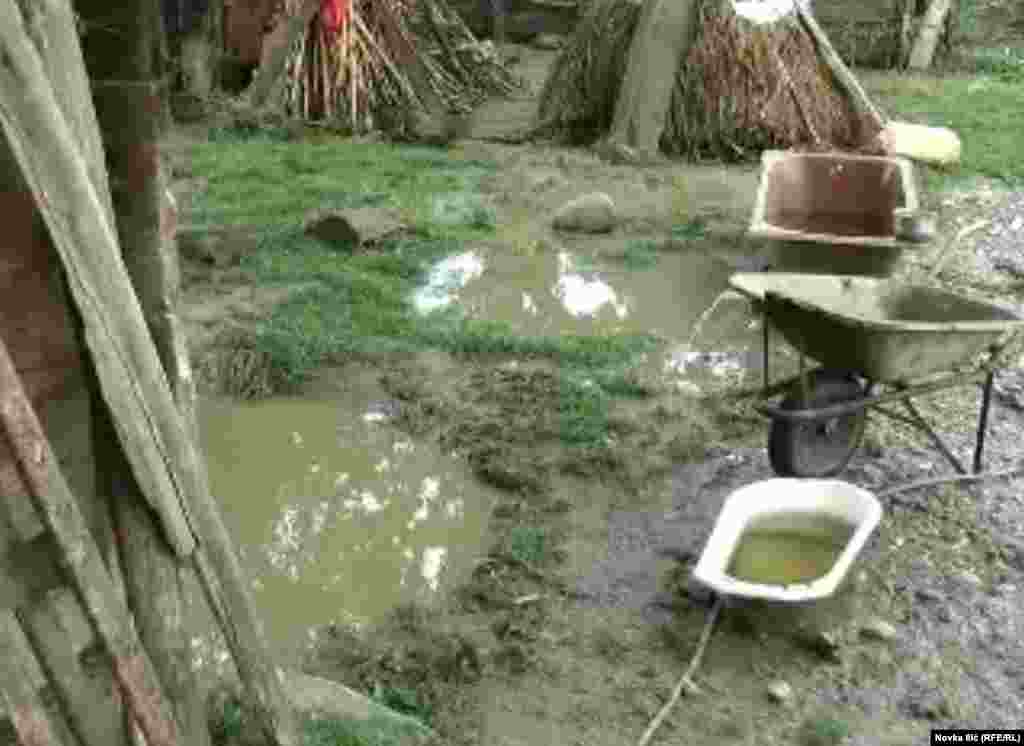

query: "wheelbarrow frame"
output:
753 314 1006 476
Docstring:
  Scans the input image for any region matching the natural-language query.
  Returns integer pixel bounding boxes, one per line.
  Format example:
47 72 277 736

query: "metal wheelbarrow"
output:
729 272 1024 478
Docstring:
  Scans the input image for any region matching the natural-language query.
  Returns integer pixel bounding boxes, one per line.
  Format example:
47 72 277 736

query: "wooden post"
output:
0 3 301 746
245 0 321 110
599 0 700 163
75 3 209 744
908 0 954 70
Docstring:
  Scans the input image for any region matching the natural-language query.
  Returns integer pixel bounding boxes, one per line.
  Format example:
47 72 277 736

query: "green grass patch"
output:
799 716 850 746
506 525 552 565
303 713 430 746
188 134 496 233
865 72 1024 185
190 134 662 393
605 239 659 270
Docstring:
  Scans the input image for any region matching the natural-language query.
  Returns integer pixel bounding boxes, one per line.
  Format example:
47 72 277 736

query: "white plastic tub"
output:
691 478 882 603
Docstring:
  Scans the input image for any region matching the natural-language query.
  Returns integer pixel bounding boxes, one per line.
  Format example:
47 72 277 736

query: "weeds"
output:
303 713 431 746
506 525 551 565
799 715 850 746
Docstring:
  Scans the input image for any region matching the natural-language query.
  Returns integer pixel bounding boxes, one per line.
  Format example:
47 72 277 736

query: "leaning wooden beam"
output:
0 338 181 746
0 5 301 745
15 0 114 225
17 588 129 746
0 0 196 561
794 3 886 131
0 611 63 746
79 1 210 739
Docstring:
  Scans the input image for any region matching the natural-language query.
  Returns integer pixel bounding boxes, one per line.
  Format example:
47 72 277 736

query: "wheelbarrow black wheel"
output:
768 370 867 478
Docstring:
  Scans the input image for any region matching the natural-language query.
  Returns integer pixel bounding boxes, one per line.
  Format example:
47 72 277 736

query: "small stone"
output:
303 206 405 251
529 172 567 193
860 618 899 642
937 607 954 623
915 588 943 603
532 33 564 50
953 570 983 589
552 192 617 234
796 630 842 663
766 680 793 704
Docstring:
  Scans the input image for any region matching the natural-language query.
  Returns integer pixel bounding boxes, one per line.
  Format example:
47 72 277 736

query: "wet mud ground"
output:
175 45 1024 746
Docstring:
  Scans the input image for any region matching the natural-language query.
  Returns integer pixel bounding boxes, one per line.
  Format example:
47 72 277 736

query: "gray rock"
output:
766 680 793 704
915 587 943 603
860 618 899 642
303 206 405 251
552 192 617 234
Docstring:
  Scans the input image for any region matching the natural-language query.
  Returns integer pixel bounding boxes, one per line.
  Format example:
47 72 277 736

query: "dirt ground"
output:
179 36 1024 746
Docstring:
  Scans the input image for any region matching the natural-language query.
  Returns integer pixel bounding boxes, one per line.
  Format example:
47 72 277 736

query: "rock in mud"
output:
860 618 899 642
767 680 794 705
796 630 842 663
915 587 943 604
532 33 564 50
178 225 260 268
529 171 568 192
552 192 617 234
902 686 952 721
303 206 405 251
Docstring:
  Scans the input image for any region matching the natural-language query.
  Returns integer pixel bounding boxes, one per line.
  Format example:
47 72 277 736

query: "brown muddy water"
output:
411 241 770 391
199 390 499 659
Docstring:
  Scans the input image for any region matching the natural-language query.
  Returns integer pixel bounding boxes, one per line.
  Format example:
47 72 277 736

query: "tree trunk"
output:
908 0 954 70
76 2 211 745
599 0 700 162
245 0 321 110
180 2 223 99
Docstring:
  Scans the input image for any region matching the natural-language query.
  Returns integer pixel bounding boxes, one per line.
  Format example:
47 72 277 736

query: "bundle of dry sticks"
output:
277 0 519 131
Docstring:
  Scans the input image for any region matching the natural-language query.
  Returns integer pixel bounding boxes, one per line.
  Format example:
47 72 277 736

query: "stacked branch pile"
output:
273 0 519 131
537 0 884 160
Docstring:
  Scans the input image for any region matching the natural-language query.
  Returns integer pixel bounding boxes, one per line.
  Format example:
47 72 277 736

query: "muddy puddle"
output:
411 241 774 389
199 386 498 658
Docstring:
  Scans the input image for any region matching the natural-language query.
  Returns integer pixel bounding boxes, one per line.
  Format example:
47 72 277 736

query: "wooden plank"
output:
0 0 197 560
0 533 64 614
1 480 45 544
18 588 128 746
0 338 181 746
0 6 300 745
0 611 61 746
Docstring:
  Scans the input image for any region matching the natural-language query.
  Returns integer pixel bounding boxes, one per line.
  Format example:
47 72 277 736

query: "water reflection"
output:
412 251 486 314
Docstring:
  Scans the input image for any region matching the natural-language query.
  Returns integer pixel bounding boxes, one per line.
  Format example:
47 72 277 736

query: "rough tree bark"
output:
908 0 954 70
598 0 700 163
75 1 211 745
245 0 321 110
77 5 302 743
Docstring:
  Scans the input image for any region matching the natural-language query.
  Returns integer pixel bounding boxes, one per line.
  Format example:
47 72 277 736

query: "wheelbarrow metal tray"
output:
730 273 1024 382
748 150 921 276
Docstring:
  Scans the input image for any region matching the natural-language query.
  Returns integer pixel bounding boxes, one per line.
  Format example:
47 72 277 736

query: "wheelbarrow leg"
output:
762 317 770 393
973 371 996 474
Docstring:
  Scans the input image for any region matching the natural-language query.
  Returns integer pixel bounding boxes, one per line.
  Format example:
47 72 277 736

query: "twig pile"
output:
277 0 519 131
538 0 882 160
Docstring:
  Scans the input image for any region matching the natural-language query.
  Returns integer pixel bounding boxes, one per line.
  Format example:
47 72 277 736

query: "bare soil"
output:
181 38 1024 746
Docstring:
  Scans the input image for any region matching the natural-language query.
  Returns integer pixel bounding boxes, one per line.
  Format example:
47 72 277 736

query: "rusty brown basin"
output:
749 151 921 276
